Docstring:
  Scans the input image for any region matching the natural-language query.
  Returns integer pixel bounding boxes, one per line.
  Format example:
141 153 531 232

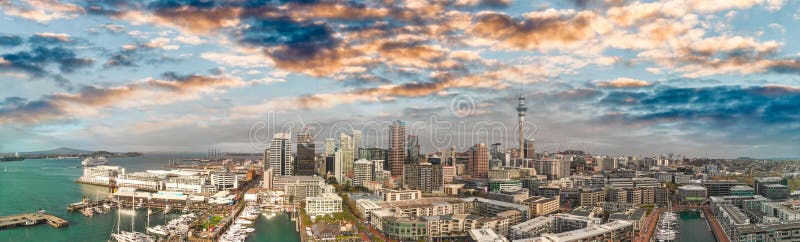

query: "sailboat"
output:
111 193 154 242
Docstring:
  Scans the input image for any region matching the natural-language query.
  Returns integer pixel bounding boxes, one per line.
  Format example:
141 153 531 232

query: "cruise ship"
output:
81 157 108 166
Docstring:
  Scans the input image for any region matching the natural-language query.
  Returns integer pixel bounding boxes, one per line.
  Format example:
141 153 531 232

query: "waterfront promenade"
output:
704 206 731 242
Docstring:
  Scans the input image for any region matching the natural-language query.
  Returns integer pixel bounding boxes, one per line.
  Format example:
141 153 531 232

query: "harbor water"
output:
0 155 299 242
677 210 716 242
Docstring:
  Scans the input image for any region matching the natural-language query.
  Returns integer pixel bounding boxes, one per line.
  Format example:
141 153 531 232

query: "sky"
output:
1 0 799 158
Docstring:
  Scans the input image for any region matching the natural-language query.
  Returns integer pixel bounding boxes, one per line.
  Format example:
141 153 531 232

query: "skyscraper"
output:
324 138 336 157
516 94 528 158
266 132 293 177
388 120 406 178
339 132 354 180
524 139 535 159
406 135 420 164
334 148 343 183
469 143 489 178
352 130 362 159
295 131 316 176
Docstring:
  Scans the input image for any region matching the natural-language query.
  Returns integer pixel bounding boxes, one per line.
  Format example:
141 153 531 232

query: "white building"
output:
353 159 373 187
165 176 208 194
356 199 382 221
116 172 166 190
267 132 293 177
305 193 343 216
78 165 123 185
210 172 240 190
339 133 354 181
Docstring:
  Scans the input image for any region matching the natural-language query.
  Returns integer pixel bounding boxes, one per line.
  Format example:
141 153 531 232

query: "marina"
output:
0 156 299 242
0 213 69 230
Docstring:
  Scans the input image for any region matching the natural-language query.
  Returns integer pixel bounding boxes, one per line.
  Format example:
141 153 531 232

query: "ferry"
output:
81 156 108 166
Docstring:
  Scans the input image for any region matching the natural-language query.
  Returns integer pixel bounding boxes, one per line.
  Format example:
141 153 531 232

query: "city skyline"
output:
1 0 800 158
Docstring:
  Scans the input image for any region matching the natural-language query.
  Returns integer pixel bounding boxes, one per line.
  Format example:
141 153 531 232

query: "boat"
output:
111 194 155 242
146 225 169 236
656 202 679 242
111 231 155 242
235 219 253 225
81 156 108 166
81 207 94 217
103 203 113 209
94 207 105 214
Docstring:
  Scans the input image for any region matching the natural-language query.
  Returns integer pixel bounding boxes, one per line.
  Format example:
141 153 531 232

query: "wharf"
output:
0 213 69 230
67 199 111 212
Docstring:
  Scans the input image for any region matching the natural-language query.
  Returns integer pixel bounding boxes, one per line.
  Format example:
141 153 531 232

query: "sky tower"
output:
516 94 527 158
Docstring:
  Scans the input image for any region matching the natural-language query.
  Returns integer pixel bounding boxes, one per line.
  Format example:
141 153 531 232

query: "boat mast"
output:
131 193 135 232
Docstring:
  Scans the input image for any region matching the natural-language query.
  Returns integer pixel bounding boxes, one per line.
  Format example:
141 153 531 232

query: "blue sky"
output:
1 0 800 158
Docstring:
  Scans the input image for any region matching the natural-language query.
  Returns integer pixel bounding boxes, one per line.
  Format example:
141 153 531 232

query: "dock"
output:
0 213 69 230
67 199 111 212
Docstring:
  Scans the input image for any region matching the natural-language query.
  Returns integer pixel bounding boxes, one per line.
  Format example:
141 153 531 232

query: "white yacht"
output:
81 156 108 166
111 231 155 242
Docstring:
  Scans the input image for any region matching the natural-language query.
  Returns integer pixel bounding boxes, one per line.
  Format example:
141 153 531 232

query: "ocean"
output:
0 155 299 242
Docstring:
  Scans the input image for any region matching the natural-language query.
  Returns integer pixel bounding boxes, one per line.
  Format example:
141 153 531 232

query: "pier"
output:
0 213 69 230
66 199 111 212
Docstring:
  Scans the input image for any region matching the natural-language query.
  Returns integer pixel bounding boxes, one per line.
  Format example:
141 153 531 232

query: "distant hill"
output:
22 147 93 155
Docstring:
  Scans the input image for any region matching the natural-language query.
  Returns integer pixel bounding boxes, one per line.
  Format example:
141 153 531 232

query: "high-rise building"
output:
389 120 406 179
491 143 502 160
406 135 420 164
324 138 336 157
516 94 528 158
339 133 354 180
372 160 385 183
262 167 274 189
469 143 489 179
352 130 362 159
334 148 343 183
266 133 293 177
403 163 443 193
295 131 316 176
524 139 535 159
442 165 456 184
353 159 373 187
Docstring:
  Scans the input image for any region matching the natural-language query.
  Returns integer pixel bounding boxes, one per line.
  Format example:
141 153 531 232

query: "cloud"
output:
596 85 800 125
29 32 72 44
101 23 125 33
0 73 249 124
174 35 205 45
233 71 509 114
0 0 85 22
0 34 23 46
143 37 179 50
596 77 653 88
0 46 94 76
469 9 599 50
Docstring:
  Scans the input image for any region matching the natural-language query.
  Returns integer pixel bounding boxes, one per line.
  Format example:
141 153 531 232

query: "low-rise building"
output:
378 189 423 202
522 196 560 218
677 185 707 205
305 193 343 216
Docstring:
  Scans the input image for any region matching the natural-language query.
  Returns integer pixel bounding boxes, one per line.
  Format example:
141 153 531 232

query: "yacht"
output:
111 231 155 242
146 225 170 236
81 207 94 217
81 156 108 166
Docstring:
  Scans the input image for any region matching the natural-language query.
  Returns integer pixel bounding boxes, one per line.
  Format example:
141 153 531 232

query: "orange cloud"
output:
596 78 653 88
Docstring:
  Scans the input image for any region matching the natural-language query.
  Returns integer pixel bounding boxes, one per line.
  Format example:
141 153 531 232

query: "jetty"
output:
0 213 69 230
66 199 111 212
